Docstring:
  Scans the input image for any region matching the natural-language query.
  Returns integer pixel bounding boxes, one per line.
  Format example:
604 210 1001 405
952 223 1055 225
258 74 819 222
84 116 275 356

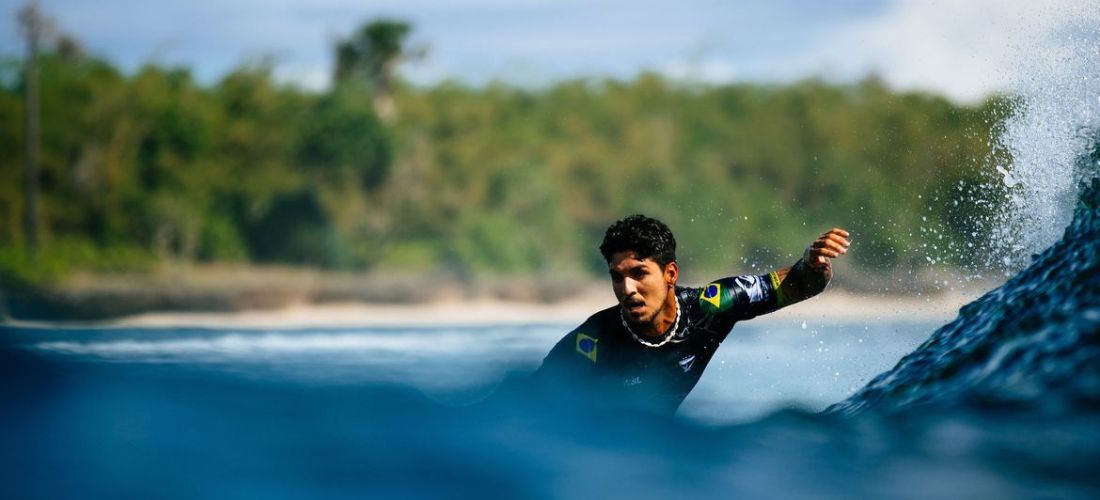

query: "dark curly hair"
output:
599 214 677 266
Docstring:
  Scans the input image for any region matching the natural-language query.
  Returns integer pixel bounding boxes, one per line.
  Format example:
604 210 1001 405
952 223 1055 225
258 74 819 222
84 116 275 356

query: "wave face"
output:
830 174 1100 415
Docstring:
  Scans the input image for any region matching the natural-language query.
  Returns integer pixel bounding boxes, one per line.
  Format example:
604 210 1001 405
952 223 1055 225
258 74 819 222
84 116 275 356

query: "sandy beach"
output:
12 285 985 330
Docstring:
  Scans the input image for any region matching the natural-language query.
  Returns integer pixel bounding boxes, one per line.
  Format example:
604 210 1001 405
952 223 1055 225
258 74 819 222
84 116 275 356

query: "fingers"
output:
819 229 851 246
813 232 850 253
811 238 847 255
806 227 851 263
810 247 843 258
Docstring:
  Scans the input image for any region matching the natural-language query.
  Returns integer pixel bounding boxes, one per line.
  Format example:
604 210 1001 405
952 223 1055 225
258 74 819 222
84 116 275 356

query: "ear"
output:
664 261 679 287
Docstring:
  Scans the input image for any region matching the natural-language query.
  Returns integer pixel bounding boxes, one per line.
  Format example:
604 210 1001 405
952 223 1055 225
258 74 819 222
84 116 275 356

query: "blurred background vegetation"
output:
0 11 1011 306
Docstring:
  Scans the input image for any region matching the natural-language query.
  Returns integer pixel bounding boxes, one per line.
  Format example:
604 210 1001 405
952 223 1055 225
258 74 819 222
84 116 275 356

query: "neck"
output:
641 289 679 338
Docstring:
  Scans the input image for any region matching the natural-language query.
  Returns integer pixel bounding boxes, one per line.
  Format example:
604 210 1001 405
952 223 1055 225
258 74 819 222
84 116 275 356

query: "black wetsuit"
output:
532 274 782 414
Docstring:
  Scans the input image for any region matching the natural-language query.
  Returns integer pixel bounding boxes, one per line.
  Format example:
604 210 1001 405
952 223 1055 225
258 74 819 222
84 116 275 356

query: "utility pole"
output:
19 2 43 253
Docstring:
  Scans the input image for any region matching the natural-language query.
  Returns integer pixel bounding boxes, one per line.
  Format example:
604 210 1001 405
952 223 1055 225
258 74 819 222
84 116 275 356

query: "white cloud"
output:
790 0 1100 102
660 59 738 84
273 61 329 91
5 0 1095 101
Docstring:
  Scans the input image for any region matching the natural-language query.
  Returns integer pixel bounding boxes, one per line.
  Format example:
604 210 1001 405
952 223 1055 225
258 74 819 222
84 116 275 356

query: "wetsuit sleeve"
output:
531 322 600 381
483 323 599 408
696 274 780 321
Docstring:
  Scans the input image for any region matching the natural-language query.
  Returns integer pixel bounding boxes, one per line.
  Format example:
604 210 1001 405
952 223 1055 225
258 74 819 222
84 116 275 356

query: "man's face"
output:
608 250 677 326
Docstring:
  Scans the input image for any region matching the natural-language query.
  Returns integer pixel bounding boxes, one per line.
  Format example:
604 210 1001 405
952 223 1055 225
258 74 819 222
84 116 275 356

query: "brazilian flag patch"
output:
575 333 598 363
699 282 734 314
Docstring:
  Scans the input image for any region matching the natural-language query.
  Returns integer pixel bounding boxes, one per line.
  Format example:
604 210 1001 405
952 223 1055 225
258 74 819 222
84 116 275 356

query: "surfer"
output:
532 214 850 413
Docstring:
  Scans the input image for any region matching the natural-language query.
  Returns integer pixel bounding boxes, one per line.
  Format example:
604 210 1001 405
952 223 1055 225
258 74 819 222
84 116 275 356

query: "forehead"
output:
608 250 661 272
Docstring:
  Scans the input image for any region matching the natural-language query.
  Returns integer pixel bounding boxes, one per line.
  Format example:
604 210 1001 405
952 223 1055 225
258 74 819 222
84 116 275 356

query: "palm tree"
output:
18 2 52 252
333 19 419 120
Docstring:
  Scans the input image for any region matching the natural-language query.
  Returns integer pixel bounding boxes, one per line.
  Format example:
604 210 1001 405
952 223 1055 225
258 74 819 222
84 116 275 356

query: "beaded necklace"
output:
620 294 681 348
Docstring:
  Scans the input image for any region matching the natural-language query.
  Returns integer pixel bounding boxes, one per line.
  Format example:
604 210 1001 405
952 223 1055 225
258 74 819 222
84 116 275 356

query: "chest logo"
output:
575 333 598 363
678 354 696 372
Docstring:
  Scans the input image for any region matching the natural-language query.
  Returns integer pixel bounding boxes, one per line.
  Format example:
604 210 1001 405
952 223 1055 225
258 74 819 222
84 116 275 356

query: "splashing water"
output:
990 19 1100 268
830 176 1100 415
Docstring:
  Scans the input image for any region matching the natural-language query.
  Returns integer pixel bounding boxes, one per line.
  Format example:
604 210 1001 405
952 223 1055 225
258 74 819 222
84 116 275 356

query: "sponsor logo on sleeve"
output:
678 354 697 372
734 275 765 303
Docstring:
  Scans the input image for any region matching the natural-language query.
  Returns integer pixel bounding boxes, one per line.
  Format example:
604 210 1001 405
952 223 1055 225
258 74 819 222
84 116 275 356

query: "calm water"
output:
2 318 938 421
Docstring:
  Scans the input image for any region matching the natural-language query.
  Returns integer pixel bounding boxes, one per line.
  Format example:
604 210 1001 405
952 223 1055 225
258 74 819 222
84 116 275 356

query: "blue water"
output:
3 213 1099 499
0 319 936 416
0 319 1002 498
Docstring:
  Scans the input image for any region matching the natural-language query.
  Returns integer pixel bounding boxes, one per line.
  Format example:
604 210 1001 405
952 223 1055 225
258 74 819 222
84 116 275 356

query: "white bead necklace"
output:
621 295 681 348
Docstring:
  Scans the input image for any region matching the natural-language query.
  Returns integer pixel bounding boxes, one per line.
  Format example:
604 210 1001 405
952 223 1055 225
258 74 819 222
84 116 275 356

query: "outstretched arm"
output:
769 228 850 308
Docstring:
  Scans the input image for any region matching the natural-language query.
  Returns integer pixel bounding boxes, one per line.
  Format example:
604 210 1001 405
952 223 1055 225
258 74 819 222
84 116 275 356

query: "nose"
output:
623 278 639 297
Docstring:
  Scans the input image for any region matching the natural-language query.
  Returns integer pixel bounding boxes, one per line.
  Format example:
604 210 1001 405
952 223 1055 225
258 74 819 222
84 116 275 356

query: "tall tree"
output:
333 19 415 119
17 1 50 252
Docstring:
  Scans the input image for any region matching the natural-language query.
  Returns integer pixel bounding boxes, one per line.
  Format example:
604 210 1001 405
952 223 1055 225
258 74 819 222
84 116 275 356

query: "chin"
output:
621 307 646 323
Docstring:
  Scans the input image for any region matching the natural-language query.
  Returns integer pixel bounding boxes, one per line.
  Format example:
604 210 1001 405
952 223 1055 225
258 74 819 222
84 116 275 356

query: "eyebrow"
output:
609 263 648 276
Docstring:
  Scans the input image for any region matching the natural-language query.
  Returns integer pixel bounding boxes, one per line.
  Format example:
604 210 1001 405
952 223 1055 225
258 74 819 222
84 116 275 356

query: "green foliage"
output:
300 87 393 190
386 75 999 277
0 238 153 287
0 37 1008 286
334 19 411 93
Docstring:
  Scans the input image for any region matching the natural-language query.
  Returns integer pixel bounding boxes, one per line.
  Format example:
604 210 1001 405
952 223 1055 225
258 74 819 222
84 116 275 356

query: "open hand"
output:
804 228 851 271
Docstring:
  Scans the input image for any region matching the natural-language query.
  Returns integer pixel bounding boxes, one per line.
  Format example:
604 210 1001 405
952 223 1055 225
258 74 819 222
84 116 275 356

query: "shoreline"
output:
3 287 982 330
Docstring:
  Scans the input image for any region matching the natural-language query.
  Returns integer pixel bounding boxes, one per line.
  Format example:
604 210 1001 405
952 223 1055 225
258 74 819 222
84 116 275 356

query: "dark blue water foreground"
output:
2 180 1099 498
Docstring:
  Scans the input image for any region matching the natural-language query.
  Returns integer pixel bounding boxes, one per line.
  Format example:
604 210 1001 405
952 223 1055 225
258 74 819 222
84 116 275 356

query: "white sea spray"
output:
990 10 1100 269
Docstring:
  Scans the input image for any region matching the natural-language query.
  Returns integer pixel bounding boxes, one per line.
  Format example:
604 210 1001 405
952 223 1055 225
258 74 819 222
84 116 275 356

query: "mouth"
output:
623 300 646 317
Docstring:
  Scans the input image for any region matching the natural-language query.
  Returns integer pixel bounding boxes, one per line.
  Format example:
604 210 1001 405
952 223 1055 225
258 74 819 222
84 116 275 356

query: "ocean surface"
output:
0 311 1070 499
1 276 1098 499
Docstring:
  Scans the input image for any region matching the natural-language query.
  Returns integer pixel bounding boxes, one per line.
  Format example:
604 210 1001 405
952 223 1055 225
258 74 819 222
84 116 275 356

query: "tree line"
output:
0 17 1009 287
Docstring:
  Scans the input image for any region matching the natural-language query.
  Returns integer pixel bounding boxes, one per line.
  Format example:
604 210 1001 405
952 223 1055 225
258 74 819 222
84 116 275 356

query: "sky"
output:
0 0 1096 102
